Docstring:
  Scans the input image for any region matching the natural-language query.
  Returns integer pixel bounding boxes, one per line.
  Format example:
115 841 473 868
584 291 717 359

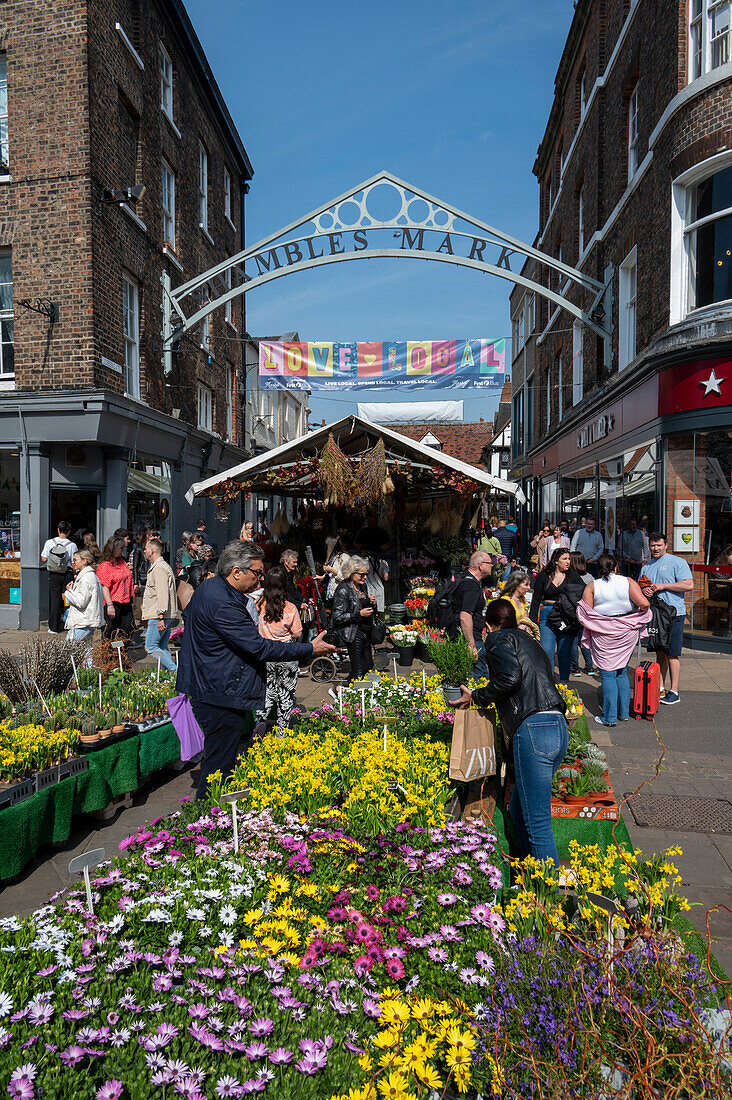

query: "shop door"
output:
50 489 100 543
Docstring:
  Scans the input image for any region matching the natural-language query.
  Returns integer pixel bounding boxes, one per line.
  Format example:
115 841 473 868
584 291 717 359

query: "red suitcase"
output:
633 660 661 719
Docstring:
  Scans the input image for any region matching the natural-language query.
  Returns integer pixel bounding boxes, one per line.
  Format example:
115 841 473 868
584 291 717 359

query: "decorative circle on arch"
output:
309 178 455 235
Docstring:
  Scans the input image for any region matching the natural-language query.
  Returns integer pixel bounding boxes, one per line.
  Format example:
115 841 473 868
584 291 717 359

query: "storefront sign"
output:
577 414 615 450
258 340 506 391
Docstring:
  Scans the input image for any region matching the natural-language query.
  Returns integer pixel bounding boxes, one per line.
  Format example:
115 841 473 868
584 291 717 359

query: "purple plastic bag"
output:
167 693 205 761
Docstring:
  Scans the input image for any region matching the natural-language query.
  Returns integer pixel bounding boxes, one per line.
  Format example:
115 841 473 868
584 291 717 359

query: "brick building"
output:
509 0 732 649
0 0 253 627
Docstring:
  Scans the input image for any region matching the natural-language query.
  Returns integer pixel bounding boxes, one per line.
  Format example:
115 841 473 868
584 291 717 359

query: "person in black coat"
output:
453 598 568 865
330 555 376 681
177 541 334 797
528 547 585 683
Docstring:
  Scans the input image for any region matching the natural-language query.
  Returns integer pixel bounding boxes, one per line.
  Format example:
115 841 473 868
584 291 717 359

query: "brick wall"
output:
527 0 732 456
0 0 250 443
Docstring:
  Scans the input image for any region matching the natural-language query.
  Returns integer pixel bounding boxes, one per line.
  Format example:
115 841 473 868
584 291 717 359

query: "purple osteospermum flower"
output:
244 1041 269 1061
427 946 448 964
365 884 380 901
96 1082 124 1100
215 1077 242 1098
248 1018 273 1038
7 1079 34 1100
385 957 405 980
268 1048 293 1065
470 903 492 924
476 951 495 972
436 893 458 906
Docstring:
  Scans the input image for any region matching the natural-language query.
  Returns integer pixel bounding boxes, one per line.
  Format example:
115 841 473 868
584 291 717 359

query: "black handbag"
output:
643 595 676 651
371 616 387 645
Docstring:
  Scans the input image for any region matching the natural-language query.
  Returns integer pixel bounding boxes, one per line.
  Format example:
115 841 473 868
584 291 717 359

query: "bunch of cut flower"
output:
403 596 428 618
223 724 451 831
0 806 726 1099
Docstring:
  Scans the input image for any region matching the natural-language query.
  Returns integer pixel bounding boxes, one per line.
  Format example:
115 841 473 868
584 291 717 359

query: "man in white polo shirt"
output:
640 532 693 705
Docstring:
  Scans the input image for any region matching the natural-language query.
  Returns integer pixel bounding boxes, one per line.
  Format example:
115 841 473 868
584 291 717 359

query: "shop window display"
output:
0 451 20 604
127 461 172 555
666 432 732 640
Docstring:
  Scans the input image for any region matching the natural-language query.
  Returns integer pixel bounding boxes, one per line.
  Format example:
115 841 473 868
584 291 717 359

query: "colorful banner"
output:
258 340 506 391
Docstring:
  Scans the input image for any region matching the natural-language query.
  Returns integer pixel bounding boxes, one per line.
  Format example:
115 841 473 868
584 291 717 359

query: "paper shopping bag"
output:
449 708 497 782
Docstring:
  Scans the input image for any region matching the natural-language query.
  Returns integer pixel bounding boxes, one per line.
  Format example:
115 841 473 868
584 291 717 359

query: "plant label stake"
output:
156 656 161 682
69 653 79 690
586 891 624 975
383 722 388 753
391 656 399 681
111 639 125 672
98 672 102 708
68 848 106 916
422 668 426 692
338 686 343 716
30 678 52 719
221 789 250 855
352 680 370 716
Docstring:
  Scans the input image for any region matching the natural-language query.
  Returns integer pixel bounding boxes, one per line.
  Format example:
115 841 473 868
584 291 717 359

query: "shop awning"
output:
185 415 518 504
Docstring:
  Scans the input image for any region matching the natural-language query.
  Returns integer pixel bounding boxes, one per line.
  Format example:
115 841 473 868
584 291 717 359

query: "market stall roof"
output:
185 415 519 503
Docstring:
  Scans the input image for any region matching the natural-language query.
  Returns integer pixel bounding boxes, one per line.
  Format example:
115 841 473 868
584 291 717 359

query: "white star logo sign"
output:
699 369 725 396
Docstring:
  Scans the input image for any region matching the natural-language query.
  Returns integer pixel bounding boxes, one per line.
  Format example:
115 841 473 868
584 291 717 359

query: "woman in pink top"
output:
96 536 135 641
255 566 302 734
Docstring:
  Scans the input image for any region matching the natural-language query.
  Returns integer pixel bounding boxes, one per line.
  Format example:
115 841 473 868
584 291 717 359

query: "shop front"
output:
531 355 732 650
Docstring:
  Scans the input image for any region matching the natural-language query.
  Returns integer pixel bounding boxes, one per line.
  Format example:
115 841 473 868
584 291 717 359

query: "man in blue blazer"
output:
177 540 334 797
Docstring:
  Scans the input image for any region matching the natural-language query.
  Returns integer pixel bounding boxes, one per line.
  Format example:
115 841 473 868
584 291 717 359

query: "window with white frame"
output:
161 160 175 248
526 292 535 335
224 167 232 223
556 352 563 421
627 84 639 182
619 247 637 369
198 143 208 231
689 1 731 81
159 44 173 120
225 265 234 326
200 313 210 352
577 184 584 256
683 161 732 311
122 275 140 399
0 55 8 173
579 68 587 121
0 250 14 377
572 321 584 404
526 376 534 447
512 389 524 459
226 366 233 441
546 362 552 430
197 383 213 431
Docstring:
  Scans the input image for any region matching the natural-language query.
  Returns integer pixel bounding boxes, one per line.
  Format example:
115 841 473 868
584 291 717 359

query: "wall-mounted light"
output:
101 184 146 207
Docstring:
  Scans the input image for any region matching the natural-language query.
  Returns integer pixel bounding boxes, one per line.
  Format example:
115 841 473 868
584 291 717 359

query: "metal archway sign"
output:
161 170 612 372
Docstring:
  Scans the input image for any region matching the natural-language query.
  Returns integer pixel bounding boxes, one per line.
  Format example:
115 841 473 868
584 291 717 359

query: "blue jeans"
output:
68 625 95 667
570 634 595 672
538 604 573 683
145 618 177 672
509 711 569 864
473 639 488 681
599 666 630 724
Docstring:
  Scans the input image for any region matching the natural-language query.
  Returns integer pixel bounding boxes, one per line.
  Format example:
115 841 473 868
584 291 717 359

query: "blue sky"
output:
186 0 573 425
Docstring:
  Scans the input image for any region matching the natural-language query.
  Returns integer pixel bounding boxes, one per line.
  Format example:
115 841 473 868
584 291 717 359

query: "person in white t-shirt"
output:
40 521 78 634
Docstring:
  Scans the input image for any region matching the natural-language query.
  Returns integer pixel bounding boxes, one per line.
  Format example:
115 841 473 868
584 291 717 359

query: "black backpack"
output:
427 575 462 635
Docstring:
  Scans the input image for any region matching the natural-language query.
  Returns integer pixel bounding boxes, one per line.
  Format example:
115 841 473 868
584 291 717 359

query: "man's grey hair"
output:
218 540 263 577
469 550 491 569
280 549 298 564
146 537 163 555
341 555 369 579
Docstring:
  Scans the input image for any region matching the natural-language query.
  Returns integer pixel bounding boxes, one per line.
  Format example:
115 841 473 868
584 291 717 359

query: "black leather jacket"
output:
471 628 566 742
331 580 366 644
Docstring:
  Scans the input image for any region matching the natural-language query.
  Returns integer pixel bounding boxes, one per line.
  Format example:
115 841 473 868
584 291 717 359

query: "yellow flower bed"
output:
0 721 78 782
226 724 451 832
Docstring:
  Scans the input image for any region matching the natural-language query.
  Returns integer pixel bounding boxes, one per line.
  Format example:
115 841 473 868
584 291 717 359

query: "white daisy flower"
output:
0 992 12 1017
218 905 236 927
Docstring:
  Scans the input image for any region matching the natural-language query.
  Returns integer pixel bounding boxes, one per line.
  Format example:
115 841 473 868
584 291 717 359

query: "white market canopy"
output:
186 414 518 505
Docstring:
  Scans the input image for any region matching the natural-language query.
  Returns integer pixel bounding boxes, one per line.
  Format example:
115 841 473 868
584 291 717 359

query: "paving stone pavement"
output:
1 639 731 972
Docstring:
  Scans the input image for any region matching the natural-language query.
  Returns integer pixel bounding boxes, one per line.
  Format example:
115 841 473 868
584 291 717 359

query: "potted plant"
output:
427 634 475 703
110 708 125 735
394 629 418 667
96 710 113 740
562 771 595 806
79 717 100 746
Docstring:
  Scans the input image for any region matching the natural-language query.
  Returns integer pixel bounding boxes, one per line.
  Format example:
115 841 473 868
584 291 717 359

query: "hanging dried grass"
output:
353 438 390 503
319 432 353 507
